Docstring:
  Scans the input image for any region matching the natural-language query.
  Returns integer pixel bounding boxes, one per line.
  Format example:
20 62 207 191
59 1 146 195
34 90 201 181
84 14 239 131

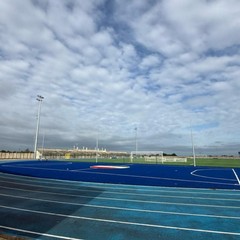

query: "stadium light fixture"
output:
34 95 44 159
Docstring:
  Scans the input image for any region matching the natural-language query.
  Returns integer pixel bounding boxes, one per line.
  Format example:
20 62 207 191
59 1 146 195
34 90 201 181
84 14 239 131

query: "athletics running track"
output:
0 160 240 239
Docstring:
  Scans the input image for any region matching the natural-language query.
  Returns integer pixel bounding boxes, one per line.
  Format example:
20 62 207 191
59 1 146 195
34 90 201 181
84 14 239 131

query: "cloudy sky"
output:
1 0 240 156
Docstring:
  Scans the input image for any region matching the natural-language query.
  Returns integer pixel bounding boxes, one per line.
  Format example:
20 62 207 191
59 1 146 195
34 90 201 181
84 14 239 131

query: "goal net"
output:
130 151 164 163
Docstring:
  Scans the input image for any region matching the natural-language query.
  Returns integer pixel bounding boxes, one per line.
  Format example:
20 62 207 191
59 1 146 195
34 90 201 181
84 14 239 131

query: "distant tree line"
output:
163 153 177 156
0 149 33 153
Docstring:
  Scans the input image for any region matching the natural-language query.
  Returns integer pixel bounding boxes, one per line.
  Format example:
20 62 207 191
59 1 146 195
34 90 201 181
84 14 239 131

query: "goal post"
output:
130 151 164 164
130 151 188 164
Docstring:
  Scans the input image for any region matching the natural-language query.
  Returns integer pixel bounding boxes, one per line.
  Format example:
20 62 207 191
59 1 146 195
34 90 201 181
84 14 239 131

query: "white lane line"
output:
1 183 240 206
1 193 240 220
1 188 240 209
2 164 238 186
0 180 240 202
232 169 240 185
0 225 83 240
1 205 240 236
1 172 240 196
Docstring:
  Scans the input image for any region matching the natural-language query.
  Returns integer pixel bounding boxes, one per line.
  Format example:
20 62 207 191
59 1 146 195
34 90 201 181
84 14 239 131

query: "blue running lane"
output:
0 169 240 239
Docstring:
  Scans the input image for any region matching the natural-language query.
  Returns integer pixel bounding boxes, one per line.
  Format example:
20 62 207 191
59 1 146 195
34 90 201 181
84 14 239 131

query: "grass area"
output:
69 157 240 168
189 158 240 168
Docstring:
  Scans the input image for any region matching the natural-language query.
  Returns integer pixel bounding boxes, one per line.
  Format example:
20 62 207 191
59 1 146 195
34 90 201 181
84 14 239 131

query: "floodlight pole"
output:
135 127 138 154
34 95 44 159
96 131 99 163
41 132 45 159
190 125 196 167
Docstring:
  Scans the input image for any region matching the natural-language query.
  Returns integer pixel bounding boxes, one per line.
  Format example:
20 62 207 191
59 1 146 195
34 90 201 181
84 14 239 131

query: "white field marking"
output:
1 187 240 210
0 179 240 202
232 169 240 185
1 172 240 196
1 164 74 172
0 225 83 240
71 169 239 186
191 169 236 182
2 164 239 187
1 205 240 237
1 193 240 220
10 162 73 167
71 167 92 171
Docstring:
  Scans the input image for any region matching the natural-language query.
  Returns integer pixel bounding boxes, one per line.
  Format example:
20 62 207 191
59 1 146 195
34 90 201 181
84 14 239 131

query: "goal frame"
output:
130 151 164 163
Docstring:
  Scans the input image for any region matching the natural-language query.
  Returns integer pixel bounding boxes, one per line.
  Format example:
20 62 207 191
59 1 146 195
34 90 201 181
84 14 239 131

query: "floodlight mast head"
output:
34 95 44 159
37 95 44 100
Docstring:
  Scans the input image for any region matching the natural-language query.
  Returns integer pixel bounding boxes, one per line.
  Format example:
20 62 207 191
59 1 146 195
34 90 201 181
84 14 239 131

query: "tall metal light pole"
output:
135 127 138 154
190 124 196 167
41 132 45 159
96 132 99 163
34 95 44 159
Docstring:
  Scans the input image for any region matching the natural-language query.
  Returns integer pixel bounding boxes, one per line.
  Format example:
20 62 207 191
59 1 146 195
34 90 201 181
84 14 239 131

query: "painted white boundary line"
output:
1 193 240 220
232 169 240 185
191 169 236 182
0 179 239 201
1 187 240 209
0 225 83 240
2 164 238 186
1 205 240 237
1 170 240 195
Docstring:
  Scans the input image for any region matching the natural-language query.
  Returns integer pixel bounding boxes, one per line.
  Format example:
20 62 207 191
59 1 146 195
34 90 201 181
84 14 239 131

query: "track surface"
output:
0 161 240 239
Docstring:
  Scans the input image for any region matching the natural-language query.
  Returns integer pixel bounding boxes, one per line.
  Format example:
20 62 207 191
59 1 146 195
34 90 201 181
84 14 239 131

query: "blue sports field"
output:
0 160 240 189
0 160 240 239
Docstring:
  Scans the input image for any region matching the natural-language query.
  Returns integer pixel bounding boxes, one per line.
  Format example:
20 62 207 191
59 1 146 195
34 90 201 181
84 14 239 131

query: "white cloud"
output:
140 55 162 69
0 0 240 155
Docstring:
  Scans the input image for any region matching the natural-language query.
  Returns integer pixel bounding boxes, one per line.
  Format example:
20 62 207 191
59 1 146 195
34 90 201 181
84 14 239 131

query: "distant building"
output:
40 148 129 160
